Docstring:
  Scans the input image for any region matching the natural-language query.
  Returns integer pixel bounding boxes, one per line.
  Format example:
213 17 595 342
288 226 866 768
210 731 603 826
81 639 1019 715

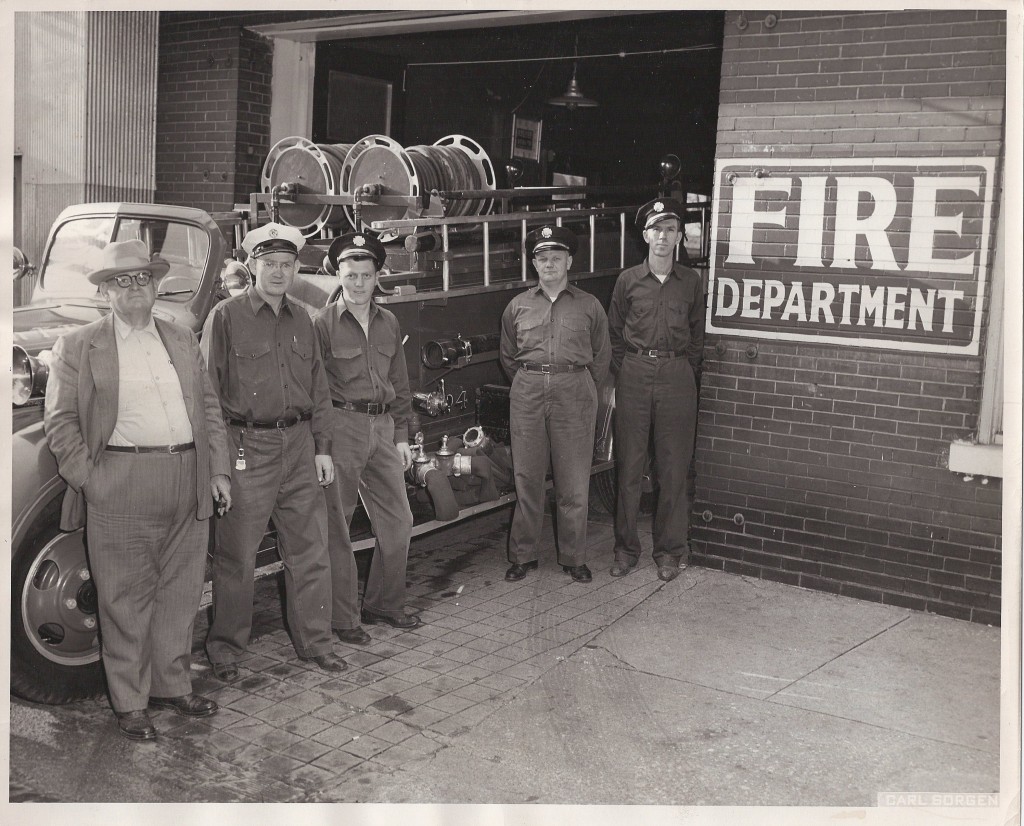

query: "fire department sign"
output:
707 158 996 355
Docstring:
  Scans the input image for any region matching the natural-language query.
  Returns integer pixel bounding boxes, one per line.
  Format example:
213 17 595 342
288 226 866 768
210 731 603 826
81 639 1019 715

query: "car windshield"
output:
40 216 211 299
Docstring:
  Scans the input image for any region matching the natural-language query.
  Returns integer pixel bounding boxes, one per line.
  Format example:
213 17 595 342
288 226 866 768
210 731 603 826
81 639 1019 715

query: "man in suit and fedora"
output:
44 239 233 741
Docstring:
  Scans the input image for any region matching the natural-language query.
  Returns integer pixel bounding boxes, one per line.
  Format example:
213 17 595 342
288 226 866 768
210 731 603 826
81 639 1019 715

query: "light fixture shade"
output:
547 66 598 109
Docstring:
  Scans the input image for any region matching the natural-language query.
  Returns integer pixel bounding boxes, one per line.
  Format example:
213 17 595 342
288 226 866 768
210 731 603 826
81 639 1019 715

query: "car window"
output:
39 217 116 296
115 219 210 297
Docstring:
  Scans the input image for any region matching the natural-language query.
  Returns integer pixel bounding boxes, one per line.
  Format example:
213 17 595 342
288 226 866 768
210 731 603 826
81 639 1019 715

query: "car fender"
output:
10 419 66 554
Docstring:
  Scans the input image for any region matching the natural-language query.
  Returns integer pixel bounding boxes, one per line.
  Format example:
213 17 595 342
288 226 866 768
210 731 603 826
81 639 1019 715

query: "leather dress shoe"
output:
562 564 593 583
115 710 157 741
211 662 239 683
657 565 680 582
361 610 422 629
505 560 538 581
335 626 372 645
610 560 637 577
149 694 218 718
300 653 348 673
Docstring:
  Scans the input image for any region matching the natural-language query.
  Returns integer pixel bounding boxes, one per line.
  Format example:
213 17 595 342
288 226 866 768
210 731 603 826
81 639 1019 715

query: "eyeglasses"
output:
108 271 153 287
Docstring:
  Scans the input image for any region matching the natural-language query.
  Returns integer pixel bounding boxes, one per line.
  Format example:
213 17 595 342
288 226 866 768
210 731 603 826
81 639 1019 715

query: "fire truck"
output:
10 133 710 704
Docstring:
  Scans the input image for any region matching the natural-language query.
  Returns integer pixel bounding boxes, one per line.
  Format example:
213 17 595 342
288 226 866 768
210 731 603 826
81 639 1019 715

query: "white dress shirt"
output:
108 314 194 447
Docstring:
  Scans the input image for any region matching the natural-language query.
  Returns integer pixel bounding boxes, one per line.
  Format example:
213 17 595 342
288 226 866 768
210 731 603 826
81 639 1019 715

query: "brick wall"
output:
693 10 1006 624
156 15 274 212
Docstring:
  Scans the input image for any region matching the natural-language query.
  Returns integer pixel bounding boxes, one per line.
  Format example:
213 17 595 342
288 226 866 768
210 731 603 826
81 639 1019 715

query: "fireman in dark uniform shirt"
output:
313 232 422 643
202 222 346 680
608 198 704 582
499 225 611 583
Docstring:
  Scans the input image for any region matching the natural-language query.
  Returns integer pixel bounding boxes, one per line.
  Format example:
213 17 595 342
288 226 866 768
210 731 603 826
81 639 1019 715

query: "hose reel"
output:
260 136 354 237
264 133 497 235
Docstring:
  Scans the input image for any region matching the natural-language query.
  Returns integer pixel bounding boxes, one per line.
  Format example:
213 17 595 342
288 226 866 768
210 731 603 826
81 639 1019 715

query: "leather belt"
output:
226 411 312 429
519 362 586 374
630 347 685 359
106 442 195 454
333 400 390 416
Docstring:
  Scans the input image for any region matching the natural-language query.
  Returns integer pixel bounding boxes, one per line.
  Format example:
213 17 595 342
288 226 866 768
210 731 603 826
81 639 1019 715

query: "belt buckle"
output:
167 444 180 454
369 402 386 416
540 364 552 374
274 418 289 429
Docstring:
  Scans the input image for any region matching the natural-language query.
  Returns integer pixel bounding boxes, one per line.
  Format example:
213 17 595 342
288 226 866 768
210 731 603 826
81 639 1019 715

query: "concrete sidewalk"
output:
7 506 1001 807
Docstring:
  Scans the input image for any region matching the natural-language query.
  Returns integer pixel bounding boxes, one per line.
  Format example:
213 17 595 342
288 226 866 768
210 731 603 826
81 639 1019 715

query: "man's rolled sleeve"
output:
590 300 612 386
499 303 519 381
607 276 628 375
309 338 334 456
388 320 413 445
687 277 705 375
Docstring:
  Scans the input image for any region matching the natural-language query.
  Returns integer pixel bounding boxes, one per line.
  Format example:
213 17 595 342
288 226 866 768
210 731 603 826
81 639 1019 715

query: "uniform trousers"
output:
85 449 207 713
614 352 698 567
206 422 333 664
508 369 598 567
325 409 413 627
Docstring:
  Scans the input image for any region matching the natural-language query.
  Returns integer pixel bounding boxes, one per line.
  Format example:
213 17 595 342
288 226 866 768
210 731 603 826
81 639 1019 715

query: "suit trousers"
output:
206 422 333 664
614 353 697 567
85 449 207 713
508 369 598 567
325 409 413 627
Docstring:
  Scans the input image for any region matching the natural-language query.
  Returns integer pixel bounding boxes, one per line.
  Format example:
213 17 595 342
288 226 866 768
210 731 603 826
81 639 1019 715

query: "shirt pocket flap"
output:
331 344 363 360
291 339 313 359
232 341 272 360
559 313 590 332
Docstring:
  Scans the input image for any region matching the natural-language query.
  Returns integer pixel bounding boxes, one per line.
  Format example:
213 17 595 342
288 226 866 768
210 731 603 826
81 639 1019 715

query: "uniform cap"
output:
241 222 305 258
525 225 578 257
636 198 685 231
87 240 170 285
328 232 387 271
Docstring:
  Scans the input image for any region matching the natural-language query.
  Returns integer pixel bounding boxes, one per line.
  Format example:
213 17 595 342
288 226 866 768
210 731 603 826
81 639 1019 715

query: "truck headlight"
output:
13 346 51 406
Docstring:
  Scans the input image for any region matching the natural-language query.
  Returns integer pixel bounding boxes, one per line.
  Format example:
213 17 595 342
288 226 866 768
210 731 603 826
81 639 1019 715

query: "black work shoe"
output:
657 565 680 582
115 710 157 741
300 653 348 673
211 662 239 683
610 560 637 577
562 564 593 583
335 626 372 645
149 694 218 718
361 610 422 629
505 560 538 581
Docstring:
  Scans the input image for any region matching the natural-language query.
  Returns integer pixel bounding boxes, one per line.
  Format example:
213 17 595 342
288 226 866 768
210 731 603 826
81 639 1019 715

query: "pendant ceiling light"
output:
547 36 598 110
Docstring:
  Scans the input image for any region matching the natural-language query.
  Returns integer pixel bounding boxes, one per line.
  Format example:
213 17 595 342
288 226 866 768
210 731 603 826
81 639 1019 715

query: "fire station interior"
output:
304 11 724 204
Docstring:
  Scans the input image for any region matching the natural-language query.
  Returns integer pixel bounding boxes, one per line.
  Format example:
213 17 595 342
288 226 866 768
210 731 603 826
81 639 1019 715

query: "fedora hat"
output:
88 240 170 285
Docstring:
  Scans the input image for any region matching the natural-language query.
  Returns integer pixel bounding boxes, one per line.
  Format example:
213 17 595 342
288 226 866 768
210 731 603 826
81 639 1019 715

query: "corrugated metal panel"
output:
13 11 159 304
15 12 88 270
85 12 158 202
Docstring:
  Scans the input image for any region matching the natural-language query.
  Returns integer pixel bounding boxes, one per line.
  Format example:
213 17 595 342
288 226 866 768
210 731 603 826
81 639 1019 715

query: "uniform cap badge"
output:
541 227 553 238
354 236 366 246
653 202 664 213
269 228 279 237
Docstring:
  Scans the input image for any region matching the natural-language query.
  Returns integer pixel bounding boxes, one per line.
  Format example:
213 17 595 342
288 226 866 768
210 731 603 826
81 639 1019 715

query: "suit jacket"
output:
43 314 231 530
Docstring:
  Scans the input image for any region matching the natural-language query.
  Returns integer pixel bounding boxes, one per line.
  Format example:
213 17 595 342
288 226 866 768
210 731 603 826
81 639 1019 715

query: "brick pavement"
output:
127 507 664 802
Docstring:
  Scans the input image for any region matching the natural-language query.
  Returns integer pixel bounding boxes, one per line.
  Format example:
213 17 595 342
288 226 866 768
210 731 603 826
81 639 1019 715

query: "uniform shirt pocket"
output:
558 313 590 348
329 343 366 384
516 316 548 352
231 340 273 387
371 337 396 377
